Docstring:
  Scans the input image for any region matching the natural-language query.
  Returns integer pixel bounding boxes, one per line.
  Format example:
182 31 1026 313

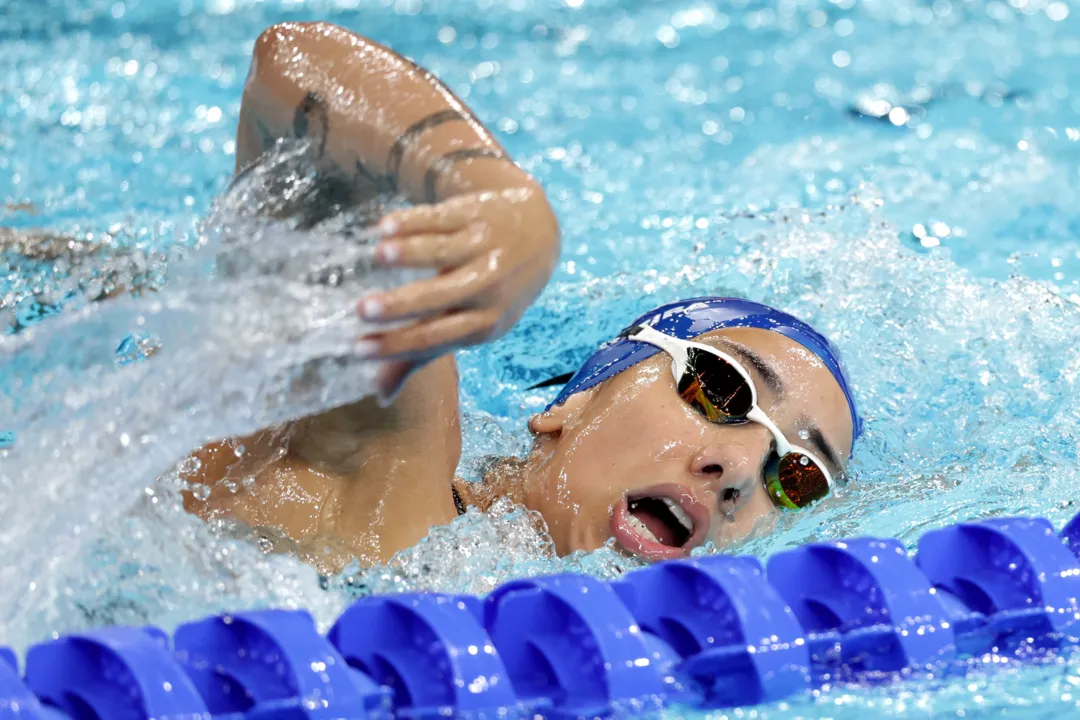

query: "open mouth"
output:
609 486 709 560
627 496 693 547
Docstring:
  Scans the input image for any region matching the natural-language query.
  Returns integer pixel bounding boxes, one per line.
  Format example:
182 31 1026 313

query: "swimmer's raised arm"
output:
237 22 560 401
238 22 519 202
183 23 558 566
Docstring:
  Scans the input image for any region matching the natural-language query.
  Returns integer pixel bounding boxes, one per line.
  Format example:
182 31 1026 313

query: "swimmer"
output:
8 23 859 572
182 22 860 572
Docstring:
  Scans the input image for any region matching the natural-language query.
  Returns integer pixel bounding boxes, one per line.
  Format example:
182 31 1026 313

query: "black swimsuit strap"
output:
451 484 467 516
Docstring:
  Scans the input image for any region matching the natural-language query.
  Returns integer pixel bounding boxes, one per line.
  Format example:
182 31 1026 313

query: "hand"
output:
357 185 560 404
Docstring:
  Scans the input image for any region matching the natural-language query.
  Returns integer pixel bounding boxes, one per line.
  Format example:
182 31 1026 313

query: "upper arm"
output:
221 23 470 492
234 22 527 204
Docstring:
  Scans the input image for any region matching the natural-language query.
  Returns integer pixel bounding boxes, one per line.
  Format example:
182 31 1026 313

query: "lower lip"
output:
609 498 694 561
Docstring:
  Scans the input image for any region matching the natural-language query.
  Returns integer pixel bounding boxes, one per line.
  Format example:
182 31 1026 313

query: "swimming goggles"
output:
627 324 834 510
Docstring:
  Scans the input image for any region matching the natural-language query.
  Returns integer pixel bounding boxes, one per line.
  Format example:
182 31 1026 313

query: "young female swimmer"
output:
169 22 860 572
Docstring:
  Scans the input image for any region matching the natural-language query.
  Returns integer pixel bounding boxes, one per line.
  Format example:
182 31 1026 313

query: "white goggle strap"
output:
631 325 760 408
629 324 690 382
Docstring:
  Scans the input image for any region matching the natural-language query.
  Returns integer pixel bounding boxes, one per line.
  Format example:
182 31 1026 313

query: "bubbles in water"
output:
5 0 1080 713
482 189 1080 558
0 141 425 645
335 498 634 600
114 331 163 366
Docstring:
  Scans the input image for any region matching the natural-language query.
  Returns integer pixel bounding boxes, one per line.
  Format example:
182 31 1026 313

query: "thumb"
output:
375 359 416 407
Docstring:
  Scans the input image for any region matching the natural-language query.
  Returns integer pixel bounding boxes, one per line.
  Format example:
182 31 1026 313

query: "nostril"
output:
702 464 722 475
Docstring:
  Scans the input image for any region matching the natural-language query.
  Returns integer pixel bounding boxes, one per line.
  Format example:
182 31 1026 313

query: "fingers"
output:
374 229 485 269
377 200 471 237
373 196 492 269
358 256 494 322
360 310 498 363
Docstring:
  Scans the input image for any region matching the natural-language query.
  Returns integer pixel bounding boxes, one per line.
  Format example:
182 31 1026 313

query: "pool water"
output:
4 0 1080 716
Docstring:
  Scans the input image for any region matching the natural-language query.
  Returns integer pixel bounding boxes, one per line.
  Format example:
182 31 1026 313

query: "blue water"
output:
5 0 1080 716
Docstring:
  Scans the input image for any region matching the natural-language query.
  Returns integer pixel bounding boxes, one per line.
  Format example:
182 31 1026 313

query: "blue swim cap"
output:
548 297 862 444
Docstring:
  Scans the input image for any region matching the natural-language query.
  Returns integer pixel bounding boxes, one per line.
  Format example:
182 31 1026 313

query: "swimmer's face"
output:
522 327 854 561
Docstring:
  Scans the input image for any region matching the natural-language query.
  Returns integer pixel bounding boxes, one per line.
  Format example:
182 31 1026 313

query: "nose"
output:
689 425 774 513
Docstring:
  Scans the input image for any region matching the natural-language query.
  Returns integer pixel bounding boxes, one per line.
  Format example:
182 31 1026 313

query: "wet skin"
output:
5 22 853 571
183 21 559 571
518 327 854 560
32 21 849 571
185 325 853 571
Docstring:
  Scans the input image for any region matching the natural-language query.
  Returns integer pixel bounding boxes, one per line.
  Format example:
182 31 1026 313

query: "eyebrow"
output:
703 337 842 471
804 424 842 474
708 338 785 397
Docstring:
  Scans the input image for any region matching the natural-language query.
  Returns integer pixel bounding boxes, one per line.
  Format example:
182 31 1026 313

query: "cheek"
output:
556 398 702 499
531 464 617 554
535 373 716 551
594 387 707 455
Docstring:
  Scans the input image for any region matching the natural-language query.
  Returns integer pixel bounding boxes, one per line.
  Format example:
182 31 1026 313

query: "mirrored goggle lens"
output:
677 348 754 419
765 452 830 509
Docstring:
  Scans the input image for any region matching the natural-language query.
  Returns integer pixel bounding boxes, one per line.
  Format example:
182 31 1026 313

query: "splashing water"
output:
454 191 1080 717
472 186 1080 554
6 0 1080 714
0 142 428 644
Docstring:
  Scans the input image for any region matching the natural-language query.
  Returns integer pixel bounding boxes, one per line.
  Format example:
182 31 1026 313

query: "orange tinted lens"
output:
677 376 724 422
683 349 753 417
773 453 830 508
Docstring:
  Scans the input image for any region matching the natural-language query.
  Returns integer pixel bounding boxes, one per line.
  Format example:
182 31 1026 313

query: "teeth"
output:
661 497 695 534
626 512 660 543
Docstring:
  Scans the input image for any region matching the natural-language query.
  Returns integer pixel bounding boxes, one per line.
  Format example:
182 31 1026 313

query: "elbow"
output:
251 22 361 74
250 23 300 78
246 22 339 102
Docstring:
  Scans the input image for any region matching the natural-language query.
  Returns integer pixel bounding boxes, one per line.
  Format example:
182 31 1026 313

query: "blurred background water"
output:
4 0 1080 716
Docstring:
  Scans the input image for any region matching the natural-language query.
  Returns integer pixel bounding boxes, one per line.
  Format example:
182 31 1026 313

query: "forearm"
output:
236 22 536 203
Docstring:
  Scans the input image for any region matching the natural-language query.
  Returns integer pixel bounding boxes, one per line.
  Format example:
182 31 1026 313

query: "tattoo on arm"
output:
254 118 276 151
385 109 468 187
281 87 503 204
293 91 330 158
292 90 401 195
424 148 509 203
355 160 397 195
